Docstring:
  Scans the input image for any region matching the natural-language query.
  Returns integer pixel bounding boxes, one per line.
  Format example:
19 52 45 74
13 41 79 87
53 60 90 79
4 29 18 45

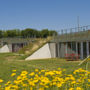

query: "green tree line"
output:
0 28 57 38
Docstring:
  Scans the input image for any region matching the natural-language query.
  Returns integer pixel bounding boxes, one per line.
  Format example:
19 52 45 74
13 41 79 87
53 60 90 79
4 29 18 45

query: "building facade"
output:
0 38 30 52
51 30 90 59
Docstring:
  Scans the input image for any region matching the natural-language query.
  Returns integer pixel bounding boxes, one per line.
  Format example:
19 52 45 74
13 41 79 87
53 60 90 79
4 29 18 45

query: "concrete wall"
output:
59 43 66 58
8 44 12 52
0 45 10 53
49 42 56 58
26 43 52 60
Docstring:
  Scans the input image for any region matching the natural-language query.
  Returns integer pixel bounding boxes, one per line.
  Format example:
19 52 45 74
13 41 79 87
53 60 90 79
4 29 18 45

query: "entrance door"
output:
12 44 15 52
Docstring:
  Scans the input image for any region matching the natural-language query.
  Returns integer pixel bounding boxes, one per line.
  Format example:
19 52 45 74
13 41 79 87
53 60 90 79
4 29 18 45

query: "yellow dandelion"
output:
0 79 3 83
29 72 35 76
35 69 39 72
12 70 16 72
69 88 74 90
76 87 83 90
11 73 16 77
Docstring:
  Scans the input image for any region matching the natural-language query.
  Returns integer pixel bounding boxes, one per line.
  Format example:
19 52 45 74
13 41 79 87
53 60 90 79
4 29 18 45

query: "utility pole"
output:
77 16 80 32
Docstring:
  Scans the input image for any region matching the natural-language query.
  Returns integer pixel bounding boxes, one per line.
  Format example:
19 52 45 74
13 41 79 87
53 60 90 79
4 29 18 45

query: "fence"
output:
57 25 90 35
53 25 90 43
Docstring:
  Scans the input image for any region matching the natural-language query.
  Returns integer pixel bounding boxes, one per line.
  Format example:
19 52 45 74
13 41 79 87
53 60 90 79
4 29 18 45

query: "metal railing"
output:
54 25 90 42
57 25 90 35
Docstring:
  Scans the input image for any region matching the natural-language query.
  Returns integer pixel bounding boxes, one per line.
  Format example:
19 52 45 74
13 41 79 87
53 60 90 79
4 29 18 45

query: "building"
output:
52 30 90 59
26 27 90 60
0 38 30 52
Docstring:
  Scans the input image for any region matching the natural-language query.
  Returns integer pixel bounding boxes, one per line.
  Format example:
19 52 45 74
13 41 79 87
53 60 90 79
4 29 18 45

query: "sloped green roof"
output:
0 38 32 44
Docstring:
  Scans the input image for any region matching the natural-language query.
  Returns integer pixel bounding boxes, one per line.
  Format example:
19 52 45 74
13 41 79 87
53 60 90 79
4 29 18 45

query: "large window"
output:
72 42 76 52
67 42 71 49
83 42 87 58
77 42 80 55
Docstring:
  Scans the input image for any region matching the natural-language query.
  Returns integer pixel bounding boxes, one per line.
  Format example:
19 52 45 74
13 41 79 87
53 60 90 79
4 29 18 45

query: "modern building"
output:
26 28 90 60
0 38 30 52
52 30 90 59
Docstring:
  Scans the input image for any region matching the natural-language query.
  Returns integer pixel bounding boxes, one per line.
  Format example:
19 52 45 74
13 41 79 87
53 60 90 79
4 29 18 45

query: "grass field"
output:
0 53 90 83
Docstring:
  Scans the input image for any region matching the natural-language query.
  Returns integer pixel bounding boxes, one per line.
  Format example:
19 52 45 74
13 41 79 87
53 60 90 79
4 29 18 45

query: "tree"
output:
0 30 3 38
0 28 58 38
49 30 57 36
21 28 34 38
41 29 49 38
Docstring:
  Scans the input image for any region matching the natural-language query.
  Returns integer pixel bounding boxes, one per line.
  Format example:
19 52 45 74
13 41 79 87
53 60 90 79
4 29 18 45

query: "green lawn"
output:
0 53 90 83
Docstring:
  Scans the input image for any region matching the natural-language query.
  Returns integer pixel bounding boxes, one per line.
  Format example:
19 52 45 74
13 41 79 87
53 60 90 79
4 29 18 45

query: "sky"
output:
0 0 90 31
